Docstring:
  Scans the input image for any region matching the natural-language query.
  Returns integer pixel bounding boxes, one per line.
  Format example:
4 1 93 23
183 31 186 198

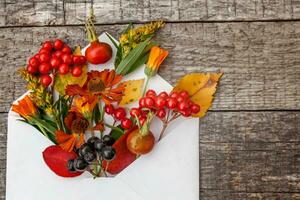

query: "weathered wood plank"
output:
200 190 300 200
0 22 299 112
0 112 299 199
0 113 7 200
199 112 300 193
1 0 300 26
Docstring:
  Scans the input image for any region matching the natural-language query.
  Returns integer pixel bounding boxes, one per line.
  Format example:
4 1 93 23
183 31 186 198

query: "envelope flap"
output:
116 118 199 200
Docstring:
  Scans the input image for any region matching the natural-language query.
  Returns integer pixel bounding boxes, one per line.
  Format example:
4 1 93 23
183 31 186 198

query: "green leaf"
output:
116 39 150 75
109 125 124 141
122 23 133 35
106 33 120 50
126 52 149 75
93 103 101 124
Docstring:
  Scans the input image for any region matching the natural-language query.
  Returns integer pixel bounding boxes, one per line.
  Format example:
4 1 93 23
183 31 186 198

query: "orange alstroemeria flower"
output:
12 95 37 120
145 46 169 77
66 69 125 105
55 130 85 152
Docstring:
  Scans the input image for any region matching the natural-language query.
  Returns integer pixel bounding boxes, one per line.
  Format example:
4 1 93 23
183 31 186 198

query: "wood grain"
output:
0 22 299 112
0 112 299 200
1 0 300 26
199 112 300 193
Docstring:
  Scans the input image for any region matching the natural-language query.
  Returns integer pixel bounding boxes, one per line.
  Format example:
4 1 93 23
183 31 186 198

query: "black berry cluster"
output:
67 135 116 173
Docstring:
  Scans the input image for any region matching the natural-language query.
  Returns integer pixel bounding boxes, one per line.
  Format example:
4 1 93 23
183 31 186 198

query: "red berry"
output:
177 96 184 103
121 118 132 129
177 101 189 111
72 55 82 65
155 96 166 109
138 116 147 125
28 57 40 67
158 91 168 98
79 56 87 64
190 104 200 114
61 54 73 65
53 50 63 58
130 108 141 118
181 109 192 117
170 91 179 99
71 66 82 77
146 89 156 97
156 109 166 118
62 45 72 54
34 54 40 60
27 65 38 74
166 98 177 109
50 57 61 69
39 53 51 63
58 63 69 75
39 48 50 55
40 74 52 87
144 97 155 108
139 98 146 108
114 108 126 120
53 39 64 50
104 104 115 115
179 91 189 99
42 41 53 51
39 63 51 74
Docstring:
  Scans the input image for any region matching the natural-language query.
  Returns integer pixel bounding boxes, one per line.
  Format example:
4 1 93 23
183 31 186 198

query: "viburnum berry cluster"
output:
136 89 200 140
27 39 87 87
104 105 134 130
68 135 116 176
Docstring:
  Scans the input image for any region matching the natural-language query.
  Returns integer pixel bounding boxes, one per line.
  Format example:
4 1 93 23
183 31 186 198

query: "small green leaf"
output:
109 125 124 141
106 33 120 50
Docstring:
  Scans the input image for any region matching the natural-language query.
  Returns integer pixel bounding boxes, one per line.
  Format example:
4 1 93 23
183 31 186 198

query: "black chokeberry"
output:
73 158 88 172
102 135 115 146
101 146 116 161
87 136 100 147
94 139 105 152
78 143 93 158
83 151 96 163
67 159 76 172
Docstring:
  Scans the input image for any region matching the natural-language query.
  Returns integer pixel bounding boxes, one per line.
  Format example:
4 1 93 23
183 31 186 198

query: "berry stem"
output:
158 122 168 141
158 112 181 141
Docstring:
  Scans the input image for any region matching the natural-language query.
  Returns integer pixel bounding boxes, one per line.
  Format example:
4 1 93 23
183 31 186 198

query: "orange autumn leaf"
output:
173 73 222 118
119 79 145 105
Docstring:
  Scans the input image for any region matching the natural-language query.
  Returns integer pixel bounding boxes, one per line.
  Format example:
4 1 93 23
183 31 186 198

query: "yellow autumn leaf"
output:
173 73 222 118
54 46 88 95
119 79 145 105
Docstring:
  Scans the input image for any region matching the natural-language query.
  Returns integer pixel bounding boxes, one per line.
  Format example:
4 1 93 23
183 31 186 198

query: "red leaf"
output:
103 131 136 174
43 145 83 177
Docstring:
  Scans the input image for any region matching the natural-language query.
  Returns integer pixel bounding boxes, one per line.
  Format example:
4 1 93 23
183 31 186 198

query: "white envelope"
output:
6 33 199 200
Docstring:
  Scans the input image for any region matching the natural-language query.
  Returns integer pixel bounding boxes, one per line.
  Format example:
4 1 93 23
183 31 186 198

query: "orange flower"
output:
64 111 89 133
66 69 125 104
55 130 85 152
71 96 97 120
12 95 37 120
145 46 169 77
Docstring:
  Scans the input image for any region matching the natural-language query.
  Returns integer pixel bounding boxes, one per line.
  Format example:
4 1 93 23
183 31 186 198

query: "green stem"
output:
142 75 150 97
104 123 123 133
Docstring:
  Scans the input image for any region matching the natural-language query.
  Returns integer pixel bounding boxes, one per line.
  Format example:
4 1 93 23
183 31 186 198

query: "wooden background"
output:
0 0 300 199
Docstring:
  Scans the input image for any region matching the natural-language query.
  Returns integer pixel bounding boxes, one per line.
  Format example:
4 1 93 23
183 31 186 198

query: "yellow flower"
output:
145 46 169 77
71 96 97 120
12 95 38 120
